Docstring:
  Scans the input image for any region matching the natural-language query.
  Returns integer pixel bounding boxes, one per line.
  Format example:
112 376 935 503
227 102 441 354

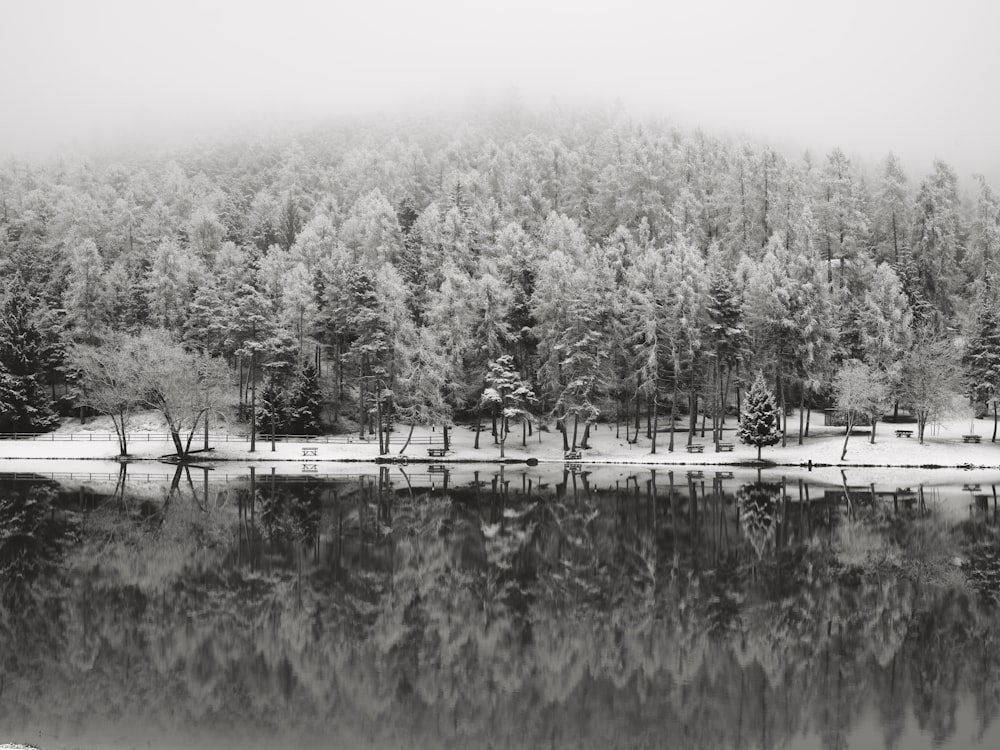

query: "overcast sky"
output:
4 0 1000 182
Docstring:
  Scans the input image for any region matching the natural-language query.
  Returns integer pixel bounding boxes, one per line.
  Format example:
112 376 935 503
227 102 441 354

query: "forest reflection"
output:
2 464 1000 750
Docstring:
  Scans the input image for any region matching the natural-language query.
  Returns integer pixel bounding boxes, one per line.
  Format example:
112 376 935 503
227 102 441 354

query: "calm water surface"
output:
1 463 999 750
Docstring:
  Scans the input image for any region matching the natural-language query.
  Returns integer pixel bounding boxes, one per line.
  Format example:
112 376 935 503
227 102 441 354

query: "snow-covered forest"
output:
2 110 999 447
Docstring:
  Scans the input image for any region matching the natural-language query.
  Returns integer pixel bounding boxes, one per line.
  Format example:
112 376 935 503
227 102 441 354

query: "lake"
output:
1 462 999 750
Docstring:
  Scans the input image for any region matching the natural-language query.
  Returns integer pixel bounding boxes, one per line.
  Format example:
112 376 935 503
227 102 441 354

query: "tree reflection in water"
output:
0 466 999 749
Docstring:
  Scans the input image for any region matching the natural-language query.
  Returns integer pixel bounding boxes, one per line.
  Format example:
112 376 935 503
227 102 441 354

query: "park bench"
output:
963 434 982 444
894 429 913 438
686 444 704 453
564 450 582 461
427 447 448 458
428 464 448 473
715 471 734 479
687 470 704 479
301 447 318 457
717 443 734 452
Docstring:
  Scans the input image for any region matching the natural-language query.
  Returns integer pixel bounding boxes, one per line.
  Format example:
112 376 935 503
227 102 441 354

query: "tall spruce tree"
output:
737 371 781 460
963 297 1000 441
289 362 323 435
0 283 58 433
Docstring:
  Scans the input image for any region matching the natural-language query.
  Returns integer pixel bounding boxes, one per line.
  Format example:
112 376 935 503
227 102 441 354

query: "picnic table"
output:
963 434 982 444
894 429 913 438
717 443 734 452
427 447 448 458
564 450 582 461
686 444 704 453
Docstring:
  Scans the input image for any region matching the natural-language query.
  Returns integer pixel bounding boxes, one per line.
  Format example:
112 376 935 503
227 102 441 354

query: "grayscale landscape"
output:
2 2 1000 749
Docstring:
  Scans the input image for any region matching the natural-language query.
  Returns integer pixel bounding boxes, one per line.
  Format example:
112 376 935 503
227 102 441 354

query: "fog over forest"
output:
4 0 1000 185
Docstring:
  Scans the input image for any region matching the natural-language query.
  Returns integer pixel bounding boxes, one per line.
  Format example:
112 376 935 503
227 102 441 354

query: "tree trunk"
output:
376 381 385 455
249 353 257 453
474 408 482 449
238 356 245 418
841 415 852 461
184 411 207 455
993 402 997 443
778 367 787 448
580 421 592 449
651 399 659 454
271 397 277 452
399 422 415 454
669 379 678 452
169 428 185 457
634 386 641 439
443 424 450 451
712 359 720 447
735 362 742 422
571 414 580 451
358 365 366 440
113 412 127 457
687 391 697 445
870 417 878 443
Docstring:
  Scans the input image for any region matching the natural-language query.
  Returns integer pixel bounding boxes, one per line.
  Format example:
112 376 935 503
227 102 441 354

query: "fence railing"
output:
0 431 443 445
0 468 457 483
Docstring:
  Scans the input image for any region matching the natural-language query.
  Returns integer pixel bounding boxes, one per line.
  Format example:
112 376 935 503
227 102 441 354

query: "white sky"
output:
3 0 1000 181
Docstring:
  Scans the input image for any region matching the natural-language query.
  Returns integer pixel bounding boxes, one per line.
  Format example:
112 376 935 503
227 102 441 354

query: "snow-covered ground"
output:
1 410 999 486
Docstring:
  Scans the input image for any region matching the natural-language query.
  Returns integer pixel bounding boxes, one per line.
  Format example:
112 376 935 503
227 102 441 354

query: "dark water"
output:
2 463 1000 750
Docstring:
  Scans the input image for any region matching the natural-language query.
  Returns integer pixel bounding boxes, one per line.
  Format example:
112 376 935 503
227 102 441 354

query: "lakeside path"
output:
1 410 999 471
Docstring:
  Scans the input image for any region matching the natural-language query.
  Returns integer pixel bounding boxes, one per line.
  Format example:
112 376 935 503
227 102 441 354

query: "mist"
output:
4 0 1000 182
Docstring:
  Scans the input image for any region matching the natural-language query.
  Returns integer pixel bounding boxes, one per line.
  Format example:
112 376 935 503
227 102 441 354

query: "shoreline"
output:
1 409 999 476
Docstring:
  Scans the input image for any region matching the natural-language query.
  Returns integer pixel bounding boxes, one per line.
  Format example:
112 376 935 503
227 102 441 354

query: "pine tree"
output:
737 371 781 460
480 354 536 458
0 283 58 433
255 375 289 436
289 362 323 435
963 297 1000 441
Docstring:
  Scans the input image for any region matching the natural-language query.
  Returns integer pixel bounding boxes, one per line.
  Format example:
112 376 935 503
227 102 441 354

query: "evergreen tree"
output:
480 354 536 458
289 362 322 435
910 160 965 318
737 371 781 460
0 283 58 433
963 297 1000 441
255 374 290 436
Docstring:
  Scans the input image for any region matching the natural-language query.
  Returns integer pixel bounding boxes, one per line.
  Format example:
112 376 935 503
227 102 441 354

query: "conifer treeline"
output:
1 110 997 437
